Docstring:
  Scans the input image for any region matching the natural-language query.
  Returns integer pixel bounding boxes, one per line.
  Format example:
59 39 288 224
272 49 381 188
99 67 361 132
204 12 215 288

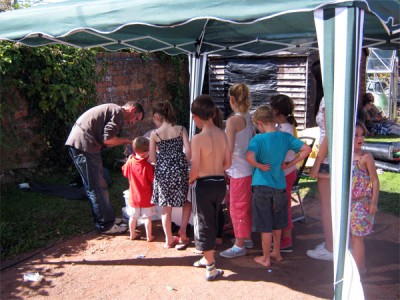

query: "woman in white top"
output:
220 83 255 259
270 94 298 252
307 97 333 261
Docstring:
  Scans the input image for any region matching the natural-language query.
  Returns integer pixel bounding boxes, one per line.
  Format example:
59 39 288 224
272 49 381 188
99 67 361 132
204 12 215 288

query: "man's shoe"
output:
99 224 127 235
220 245 246 258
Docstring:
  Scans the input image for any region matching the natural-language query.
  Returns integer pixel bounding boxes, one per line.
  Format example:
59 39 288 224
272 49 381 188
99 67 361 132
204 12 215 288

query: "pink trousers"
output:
229 175 252 239
284 170 297 230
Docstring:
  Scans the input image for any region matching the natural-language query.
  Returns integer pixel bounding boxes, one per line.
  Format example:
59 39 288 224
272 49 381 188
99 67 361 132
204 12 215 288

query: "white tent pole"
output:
188 53 208 140
315 6 365 300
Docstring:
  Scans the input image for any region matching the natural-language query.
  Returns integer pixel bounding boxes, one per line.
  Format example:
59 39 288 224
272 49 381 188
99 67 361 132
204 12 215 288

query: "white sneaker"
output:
306 246 333 261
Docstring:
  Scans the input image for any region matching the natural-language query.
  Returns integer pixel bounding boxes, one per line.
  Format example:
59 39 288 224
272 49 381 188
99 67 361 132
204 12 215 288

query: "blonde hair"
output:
132 136 150 153
229 83 251 113
253 105 275 124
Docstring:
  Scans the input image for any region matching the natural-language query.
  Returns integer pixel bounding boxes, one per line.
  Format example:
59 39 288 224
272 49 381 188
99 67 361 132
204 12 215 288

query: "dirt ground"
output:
0 199 399 300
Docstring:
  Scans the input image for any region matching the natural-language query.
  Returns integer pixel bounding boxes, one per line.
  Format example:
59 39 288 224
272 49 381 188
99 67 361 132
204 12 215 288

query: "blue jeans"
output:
68 147 115 229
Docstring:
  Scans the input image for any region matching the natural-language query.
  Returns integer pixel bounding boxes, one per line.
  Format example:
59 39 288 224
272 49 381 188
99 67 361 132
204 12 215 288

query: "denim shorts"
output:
252 185 288 232
319 163 330 174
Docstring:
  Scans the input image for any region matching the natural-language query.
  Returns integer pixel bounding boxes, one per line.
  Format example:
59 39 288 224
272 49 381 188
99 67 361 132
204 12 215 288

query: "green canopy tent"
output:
1 1 399 299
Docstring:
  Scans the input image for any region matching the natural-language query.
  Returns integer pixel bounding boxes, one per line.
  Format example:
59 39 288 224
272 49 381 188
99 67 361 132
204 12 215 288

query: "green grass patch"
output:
299 171 399 215
365 135 400 143
0 169 129 261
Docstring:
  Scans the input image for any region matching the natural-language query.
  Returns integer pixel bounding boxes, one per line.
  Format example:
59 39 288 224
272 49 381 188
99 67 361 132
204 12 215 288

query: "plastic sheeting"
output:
225 59 279 109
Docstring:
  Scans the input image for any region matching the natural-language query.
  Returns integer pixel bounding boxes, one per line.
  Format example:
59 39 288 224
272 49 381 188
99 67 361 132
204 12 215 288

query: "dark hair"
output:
270 94 298 127
362 96 373 107
123 101 145 120
132 136 149 153
363 92 374 103
152 101 176 125
228 83 251 113
213 108 223 129
191 94 216 121
311 61 324 119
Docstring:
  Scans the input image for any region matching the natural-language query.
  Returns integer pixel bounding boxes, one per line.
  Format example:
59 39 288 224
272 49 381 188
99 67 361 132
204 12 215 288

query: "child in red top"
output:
122 136 155 241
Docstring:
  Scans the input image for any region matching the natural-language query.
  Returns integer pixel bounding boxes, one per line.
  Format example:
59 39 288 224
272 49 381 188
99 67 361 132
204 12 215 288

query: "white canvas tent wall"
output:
1 1 399 299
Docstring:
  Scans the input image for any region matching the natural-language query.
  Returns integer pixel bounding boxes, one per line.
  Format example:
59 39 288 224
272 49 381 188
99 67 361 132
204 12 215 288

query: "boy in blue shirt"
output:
246 105 311 268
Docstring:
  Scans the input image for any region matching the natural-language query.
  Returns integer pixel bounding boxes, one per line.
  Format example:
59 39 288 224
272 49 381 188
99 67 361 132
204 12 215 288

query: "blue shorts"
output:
252 186 288 233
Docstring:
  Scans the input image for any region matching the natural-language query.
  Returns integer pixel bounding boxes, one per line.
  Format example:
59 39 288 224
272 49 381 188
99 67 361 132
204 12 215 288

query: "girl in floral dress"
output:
149 101 191 249
351 121 379 276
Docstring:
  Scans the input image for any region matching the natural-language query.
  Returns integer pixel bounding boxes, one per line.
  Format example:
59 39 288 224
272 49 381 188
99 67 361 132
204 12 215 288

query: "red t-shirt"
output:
122 154 154 208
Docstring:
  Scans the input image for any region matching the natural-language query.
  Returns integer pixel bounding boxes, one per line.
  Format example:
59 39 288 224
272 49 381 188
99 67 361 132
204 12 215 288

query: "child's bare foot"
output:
254 256 271 268
178 230 188 241
270 253 283 262
129 232 141 240
147 236 155 242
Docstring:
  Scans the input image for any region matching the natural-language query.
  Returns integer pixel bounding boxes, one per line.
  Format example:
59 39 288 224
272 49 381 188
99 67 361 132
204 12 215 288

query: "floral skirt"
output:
350 197 374 236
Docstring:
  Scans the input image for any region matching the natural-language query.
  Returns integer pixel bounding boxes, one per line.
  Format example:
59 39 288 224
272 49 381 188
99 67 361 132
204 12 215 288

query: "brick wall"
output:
95 52 189 138
0 52 189 183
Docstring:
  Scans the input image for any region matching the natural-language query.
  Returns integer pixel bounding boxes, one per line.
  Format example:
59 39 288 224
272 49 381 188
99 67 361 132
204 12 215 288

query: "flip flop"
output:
175 238 190 250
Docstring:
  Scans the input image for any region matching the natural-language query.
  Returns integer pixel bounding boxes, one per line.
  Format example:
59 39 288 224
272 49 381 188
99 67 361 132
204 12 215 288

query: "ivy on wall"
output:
0 41 101 169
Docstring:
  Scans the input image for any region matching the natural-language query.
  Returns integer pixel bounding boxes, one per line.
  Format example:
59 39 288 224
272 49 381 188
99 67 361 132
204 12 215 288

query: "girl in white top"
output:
220 83 255 259
270 94 298 252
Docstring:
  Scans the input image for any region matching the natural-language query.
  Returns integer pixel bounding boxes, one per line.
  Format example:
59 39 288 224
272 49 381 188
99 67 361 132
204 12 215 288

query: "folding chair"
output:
291 136 316 224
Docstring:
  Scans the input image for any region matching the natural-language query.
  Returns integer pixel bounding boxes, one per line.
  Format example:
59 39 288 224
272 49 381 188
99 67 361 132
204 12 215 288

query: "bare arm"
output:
245 150 270 172
365 153 379 215
222 132 232 171
282 143 312 169
225 117 237 157
103 137 131 147
189 135 200 183
181 127 191 162
310 110 329 179
148 132 157 164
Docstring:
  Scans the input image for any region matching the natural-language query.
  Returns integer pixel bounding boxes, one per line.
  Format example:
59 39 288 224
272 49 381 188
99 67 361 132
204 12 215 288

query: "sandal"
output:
175 238 190 250
193 258 207 268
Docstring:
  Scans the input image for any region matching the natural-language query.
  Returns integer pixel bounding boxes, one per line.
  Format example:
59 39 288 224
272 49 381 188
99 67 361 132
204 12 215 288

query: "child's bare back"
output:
189 94 231 183
195 126 229 178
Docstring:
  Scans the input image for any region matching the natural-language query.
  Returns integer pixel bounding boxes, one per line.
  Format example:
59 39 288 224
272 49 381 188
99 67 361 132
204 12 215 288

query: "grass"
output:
0 168 129 261
300 171 399 215
0 163 399 261
365 135 400 143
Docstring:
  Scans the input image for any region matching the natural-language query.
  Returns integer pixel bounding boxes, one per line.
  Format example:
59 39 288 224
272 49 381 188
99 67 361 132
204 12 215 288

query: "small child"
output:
351 121 379 276
270 94 298 252
190 94 231 281
246 105 311 268
122 136 155 241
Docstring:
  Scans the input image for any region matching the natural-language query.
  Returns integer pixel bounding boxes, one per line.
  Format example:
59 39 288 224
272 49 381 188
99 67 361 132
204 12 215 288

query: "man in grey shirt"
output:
66 101 144 234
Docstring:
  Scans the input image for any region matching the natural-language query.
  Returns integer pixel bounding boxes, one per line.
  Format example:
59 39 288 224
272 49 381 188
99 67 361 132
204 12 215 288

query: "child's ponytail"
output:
152 101 177 125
